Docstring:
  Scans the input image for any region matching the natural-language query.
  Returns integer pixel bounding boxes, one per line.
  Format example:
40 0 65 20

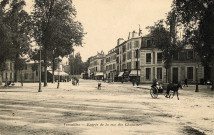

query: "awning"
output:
118 72 124 77
95 72 103 76
54 71 69 76
129 70 140 76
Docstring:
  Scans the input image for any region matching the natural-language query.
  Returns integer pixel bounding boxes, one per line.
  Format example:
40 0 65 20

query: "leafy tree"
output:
69 52 87 75
4 0 31 82
32 0 84 87
0 0 13 85
175 0 214 89
146 17 182 83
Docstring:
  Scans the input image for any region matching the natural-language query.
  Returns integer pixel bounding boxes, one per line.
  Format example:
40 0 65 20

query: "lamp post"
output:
195 64 199 92
38 45 42 92
136 49 139 86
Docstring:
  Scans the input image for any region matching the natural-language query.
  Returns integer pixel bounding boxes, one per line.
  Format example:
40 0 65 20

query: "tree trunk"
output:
0 72 2 86
52 57 55 83
20 71 23 86
33 71 35 83
44 49 48 87
166 68 168 83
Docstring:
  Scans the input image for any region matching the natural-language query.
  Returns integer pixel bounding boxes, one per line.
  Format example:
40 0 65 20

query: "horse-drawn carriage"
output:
150 81 183 100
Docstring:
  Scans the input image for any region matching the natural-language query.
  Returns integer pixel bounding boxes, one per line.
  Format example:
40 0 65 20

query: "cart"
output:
150 82 169 98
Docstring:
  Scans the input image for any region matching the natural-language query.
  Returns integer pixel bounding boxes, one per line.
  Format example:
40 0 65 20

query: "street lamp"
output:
195 64 199 92
136 49 139 86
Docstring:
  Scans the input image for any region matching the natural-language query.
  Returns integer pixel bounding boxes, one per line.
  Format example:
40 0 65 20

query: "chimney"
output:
132 30 136 38
117 38 124 46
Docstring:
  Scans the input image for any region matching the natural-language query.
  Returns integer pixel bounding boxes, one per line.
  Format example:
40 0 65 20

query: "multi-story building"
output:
115 32 142 81
88 51 105 80
140 34 204 84
104 48 117 82
17 61 40 82
87 31 204 84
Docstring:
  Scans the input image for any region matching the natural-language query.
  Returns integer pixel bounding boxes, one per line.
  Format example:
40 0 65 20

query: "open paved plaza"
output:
0 79 214 135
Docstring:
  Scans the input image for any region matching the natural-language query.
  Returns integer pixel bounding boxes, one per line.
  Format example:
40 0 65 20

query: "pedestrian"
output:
98 81 101 90
76 79 79 86
152 78 157 87
132 79 135 86
184 79 188 87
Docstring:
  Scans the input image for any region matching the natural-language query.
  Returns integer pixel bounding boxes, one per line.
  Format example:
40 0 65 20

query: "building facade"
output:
115 34 142 81
88 51 105 80
87 32 204 84
140 34 204 84
104 48 117 82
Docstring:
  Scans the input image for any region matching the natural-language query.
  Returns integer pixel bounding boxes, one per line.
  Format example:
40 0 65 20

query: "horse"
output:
165 83 183 100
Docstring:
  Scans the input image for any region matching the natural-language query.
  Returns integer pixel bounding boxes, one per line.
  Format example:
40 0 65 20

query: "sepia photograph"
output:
0 0 214 134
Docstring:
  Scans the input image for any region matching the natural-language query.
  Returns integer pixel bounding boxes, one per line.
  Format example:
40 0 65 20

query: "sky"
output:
25 0 173 62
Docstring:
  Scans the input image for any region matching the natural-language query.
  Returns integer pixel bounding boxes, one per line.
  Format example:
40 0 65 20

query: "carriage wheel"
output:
150 87 158 98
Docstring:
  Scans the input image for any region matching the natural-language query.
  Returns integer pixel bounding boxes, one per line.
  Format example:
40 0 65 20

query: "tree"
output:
146 18 182 83
32 0 84 87
175 0 214 89
4 0 31 82
0 0 13 85
69 52 86 75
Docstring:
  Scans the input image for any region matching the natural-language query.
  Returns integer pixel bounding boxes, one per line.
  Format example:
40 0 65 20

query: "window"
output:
146 68 151 80
127 62 131 70
157 53 162 63
147 40 151 47
127 51 132 60
157 68 162 80
123 54 126 62
134 41 139 48
109 65 113 70
146 53 151 63
122 64 126 70
113 64 115 69
187 50 194 60
187 67 193 80
122 45 126 53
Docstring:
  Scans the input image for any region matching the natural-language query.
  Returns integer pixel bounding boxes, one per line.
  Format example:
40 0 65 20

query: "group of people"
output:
132 78 140 86
72 77 79 86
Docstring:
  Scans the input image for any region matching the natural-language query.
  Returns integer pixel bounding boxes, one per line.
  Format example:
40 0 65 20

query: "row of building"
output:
0 57 70 84
88 32 210 84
